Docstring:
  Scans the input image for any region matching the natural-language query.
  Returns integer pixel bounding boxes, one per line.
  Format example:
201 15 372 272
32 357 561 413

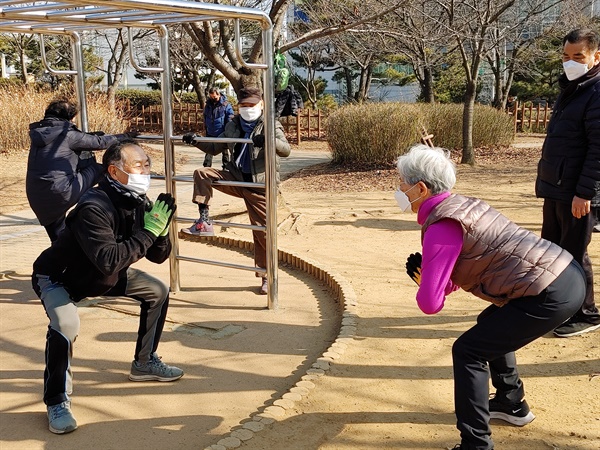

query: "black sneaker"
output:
489 396 535 426
554 320 600 338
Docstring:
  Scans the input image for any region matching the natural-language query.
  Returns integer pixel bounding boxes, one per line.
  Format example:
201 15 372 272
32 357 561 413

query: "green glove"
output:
144 193 176 237
159 199 177 237
405 252 422 286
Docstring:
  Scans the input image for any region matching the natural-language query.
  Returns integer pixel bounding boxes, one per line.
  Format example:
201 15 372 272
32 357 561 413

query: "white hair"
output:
396 144 456 194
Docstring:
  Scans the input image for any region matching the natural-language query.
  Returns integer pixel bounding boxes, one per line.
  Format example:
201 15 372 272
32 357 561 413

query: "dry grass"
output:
0 87 132 155
326 103 515 166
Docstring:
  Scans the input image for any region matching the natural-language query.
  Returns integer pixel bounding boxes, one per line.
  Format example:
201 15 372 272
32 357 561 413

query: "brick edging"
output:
195 235 358 450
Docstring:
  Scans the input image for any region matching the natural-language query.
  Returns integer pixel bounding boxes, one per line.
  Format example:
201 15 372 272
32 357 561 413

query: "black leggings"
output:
452 260 585 450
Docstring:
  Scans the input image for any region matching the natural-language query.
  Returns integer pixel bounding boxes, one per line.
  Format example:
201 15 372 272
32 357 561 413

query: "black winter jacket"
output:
26 118 126 225
535 71 600 205
275 86 304 118
33 177 171 301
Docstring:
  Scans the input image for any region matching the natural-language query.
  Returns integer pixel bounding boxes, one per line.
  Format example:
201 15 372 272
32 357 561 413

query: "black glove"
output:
252 134 265 148
182 132 197 145
125 130 139 138
405 252 422 286
89 131 105 136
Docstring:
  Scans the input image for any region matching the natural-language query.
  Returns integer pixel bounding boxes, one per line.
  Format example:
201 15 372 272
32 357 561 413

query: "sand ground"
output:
1 136 599 450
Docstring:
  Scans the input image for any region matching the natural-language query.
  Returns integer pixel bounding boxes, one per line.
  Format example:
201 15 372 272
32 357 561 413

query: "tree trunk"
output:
461 80 476 165
19 49 28 85
344 68 354 102
423 66 435 103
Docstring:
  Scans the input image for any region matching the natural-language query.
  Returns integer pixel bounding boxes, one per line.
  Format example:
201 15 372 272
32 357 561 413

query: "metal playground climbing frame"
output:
0 0 281 309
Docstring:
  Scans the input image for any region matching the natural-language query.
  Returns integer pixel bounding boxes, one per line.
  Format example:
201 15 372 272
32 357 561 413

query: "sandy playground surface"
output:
1 136 599 449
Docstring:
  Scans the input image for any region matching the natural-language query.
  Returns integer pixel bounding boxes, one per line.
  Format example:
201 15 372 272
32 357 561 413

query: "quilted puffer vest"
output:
422 194 572 305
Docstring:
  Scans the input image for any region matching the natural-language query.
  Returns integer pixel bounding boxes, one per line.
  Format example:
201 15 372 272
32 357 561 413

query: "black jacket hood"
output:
29 118 74 147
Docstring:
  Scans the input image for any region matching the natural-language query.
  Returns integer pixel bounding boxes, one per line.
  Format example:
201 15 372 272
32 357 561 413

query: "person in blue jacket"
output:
26 98 136 241
201 87 234 167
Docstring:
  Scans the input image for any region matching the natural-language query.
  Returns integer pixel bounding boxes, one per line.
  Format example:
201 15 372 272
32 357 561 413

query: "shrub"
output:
115 89 203 108
326 102 514 166
0 77 25 89
0 87 131 154
115 89 163 107
420 103 514 149
326 103 424 166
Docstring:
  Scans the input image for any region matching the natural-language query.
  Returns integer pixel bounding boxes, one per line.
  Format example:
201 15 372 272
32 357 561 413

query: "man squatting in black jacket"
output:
536 28 600 337
32 140 182 435
26 98 137 241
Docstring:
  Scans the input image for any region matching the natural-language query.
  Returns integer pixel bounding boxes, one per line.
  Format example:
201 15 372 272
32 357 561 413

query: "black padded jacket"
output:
535 71 600 205
33 177 171 301
26 118 127 225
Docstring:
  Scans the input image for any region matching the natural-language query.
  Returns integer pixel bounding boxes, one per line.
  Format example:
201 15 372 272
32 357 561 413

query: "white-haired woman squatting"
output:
396 144 585 450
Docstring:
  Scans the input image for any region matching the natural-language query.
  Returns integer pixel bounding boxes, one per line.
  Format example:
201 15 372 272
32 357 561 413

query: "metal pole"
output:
70 32 88 132
261 23 277 310
157 25 180 293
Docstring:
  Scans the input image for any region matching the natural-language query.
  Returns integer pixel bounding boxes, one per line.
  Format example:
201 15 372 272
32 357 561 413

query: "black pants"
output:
33 268 169 406
541 199 599 323
452 260 585 450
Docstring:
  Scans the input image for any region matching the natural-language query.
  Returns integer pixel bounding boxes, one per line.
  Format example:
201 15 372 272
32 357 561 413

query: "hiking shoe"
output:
259 277 268 295
129 353 183 382
47 401 77 434
554 319 600 338
489 396 535 426
181 219 214 237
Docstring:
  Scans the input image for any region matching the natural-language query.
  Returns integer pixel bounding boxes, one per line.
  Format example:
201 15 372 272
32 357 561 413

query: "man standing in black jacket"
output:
535 28 600 337
27 98 136 241
32 140 182 435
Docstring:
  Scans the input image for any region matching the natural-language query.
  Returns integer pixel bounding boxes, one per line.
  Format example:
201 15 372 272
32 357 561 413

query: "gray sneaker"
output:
129 353 183 382
47 401 77 434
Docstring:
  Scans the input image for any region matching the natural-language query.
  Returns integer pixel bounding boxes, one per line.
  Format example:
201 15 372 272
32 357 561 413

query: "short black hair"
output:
563 28 599 52
102 139 139 170
44 98 79 121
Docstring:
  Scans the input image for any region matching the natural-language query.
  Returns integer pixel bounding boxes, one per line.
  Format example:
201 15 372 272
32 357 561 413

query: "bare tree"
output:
92 29 153 107
182 0 409 96
432 0 518 164
383 1 455 103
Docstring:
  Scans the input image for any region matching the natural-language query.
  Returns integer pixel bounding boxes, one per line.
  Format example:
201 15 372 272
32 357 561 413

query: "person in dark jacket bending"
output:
26 98 135 241
32 140 182 435
202 87 234 168
535 28 600 337
398 145 585 450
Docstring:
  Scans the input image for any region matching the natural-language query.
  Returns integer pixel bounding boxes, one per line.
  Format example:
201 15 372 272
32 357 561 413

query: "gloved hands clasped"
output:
252 134 265 148
144 193 177 237
405 252 422 286
182 132 198 145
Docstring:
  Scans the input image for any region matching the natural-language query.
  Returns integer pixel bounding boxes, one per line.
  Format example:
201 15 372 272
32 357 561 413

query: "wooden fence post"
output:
296 112 302 144
317 109 322 138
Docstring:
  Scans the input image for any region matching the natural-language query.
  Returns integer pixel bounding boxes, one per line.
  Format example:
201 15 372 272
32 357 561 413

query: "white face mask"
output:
239 104 262 122
116 166 151 195
395 184 421 213
563 60 590 81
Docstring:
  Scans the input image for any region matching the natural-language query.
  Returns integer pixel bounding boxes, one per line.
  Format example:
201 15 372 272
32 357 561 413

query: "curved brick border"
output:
189 235 358 450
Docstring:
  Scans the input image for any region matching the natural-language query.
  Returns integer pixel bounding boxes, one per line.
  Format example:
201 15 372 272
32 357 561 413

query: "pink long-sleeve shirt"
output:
415 192 462 314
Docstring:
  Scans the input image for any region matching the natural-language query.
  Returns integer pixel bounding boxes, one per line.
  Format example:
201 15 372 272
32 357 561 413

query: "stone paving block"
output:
282 392 302 401
273 398 295 409
242 421 265 432
231 429 254 441
216 436 241 448
263 405 286 417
